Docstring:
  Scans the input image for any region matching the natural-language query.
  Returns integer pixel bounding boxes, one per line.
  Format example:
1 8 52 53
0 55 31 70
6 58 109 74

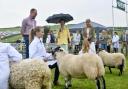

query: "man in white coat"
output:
112 32 119 53
0 42 22 89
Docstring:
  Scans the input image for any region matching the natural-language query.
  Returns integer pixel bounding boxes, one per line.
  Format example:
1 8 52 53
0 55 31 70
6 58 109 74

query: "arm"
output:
7 44 22 62
67 28 71 43
21 19 27 36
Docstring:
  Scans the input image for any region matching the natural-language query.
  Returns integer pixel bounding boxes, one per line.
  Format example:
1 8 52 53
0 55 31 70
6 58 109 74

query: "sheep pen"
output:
9 59 51 89
98 50 126 76
53 47 106 89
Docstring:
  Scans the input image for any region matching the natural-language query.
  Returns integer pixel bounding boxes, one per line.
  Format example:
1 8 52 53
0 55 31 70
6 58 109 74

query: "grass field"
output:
1 34 22 43
52 60 128 89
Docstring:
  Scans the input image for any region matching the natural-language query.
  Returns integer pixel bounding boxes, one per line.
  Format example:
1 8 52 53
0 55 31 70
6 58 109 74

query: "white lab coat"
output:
29 36 56 65
46 34 51 44
0 42 22 89
112 35 119 48
73 33 81 45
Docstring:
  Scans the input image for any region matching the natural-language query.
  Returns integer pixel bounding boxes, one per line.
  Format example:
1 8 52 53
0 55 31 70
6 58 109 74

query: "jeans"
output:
101 44 107 51
49 63 59 83
23 35 29 58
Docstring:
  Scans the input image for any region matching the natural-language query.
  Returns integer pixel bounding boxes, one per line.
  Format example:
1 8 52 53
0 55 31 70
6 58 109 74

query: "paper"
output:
47 60 57 65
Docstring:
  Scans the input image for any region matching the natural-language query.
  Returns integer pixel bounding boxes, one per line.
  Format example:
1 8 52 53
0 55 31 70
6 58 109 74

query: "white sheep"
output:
53 47 106 89
9 59 51 89
98 50 126 76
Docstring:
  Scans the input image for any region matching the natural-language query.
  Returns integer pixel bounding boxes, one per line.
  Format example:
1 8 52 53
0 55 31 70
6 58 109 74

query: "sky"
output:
0 0 127 27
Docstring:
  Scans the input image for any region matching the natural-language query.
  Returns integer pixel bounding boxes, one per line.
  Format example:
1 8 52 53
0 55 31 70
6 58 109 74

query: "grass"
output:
0 27 20 32
1 34 22 43
52 60 128 89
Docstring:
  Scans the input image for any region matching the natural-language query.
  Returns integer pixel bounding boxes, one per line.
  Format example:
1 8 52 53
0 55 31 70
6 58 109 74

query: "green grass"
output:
52 60 128 89
1 34 22 43
0 27 20 32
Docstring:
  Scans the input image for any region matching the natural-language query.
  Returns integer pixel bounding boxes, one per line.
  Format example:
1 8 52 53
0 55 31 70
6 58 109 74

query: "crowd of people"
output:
0 8 127 89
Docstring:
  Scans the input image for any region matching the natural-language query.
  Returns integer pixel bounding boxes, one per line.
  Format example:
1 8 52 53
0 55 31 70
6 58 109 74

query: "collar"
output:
29 15 35 20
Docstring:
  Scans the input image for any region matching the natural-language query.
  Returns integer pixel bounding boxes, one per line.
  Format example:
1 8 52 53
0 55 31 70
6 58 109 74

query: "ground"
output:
52 60 128 89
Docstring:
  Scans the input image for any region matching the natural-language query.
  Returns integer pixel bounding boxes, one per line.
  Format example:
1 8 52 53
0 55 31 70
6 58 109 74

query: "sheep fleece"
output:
99 51 126 70
9 59 51 89
56 52 105 80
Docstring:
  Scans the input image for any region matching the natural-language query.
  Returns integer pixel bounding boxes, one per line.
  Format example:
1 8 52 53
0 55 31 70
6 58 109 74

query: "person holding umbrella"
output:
56 19 71 52
46 13 73 52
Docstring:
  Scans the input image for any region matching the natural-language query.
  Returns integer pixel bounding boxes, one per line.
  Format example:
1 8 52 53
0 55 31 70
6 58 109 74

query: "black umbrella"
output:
46 13 73 23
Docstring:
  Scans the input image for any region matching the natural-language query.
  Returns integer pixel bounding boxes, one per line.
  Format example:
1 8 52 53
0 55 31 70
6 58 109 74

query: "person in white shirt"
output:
0 40 22 89
73 31 81 53
112 32 119 53
29 27 60 85
46 31 51 44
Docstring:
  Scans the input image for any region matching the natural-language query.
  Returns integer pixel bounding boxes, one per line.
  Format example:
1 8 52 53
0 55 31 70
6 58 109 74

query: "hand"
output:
44 59 47 62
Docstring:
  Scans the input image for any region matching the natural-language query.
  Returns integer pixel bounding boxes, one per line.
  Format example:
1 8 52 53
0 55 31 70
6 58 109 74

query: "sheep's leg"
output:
108 67 112 74
96 77 100 89
67 76 72 87
100 76 106 89
118 59 124 76
64 77 69 89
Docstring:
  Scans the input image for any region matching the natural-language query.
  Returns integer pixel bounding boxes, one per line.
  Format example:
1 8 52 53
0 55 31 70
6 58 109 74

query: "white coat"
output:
29 36 56 65
0 42 22 89
73 33 81 45
46 34 51 44
112 35 119 48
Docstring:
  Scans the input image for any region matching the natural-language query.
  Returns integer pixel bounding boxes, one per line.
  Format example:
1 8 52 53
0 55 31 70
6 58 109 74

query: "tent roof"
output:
69 21 106 29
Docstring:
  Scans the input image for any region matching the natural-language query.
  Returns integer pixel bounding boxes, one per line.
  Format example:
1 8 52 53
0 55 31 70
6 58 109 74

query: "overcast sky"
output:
0 0 127 27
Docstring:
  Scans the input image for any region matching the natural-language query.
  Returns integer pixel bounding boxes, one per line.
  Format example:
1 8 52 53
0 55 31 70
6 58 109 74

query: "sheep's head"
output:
51 46 66 59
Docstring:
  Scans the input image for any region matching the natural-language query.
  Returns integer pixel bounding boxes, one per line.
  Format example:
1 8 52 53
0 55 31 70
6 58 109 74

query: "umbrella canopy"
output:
46 13 73 23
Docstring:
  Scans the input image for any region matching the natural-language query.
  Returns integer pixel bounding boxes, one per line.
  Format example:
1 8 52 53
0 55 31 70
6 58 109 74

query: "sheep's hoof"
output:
64 86 69 89
68 84 72 87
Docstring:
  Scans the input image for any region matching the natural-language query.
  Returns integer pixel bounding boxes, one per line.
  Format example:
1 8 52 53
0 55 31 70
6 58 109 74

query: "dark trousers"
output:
23 35 29 58
107 45 111 53
49 63 59 82
113 48 118 53
74 45 80 53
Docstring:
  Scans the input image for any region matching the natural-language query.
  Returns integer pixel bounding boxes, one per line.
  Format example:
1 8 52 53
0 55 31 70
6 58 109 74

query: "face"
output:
60 21 65 26
30 10 37 19
36 30 44 38
85 21 91 27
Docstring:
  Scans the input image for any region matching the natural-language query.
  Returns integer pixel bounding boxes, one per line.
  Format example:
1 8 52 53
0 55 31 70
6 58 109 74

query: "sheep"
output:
53 47 106 89
9 59 51 89
98 50 126 76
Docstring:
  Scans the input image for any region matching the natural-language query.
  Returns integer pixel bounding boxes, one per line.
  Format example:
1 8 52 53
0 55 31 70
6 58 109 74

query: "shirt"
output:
29 37 56 65
87 28 90 38
21 16 36 35
112 35 119 48
57 27 71 45
73 33 81 45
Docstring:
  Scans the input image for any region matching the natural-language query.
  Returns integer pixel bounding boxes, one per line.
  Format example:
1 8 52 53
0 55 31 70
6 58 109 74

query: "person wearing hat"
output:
56 19 71 52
